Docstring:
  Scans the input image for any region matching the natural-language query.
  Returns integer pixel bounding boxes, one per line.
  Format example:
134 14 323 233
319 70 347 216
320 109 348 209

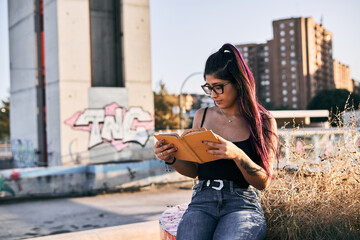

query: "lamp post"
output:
179 72 203 130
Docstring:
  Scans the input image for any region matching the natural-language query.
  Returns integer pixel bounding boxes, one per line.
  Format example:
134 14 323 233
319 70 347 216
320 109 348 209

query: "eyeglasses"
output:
201 82 231 95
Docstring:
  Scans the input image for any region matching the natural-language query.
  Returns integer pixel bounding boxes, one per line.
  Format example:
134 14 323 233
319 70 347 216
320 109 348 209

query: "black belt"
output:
200 179 244 191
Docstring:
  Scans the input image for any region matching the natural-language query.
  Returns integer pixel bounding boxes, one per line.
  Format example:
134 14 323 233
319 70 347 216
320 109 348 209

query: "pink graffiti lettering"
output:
65 103 154 151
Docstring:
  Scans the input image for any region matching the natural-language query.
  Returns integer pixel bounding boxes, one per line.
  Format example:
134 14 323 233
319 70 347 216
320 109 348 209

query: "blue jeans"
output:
176 180 266 240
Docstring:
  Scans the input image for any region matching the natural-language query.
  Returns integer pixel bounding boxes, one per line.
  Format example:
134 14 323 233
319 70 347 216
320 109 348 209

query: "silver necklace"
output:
218 107 233 123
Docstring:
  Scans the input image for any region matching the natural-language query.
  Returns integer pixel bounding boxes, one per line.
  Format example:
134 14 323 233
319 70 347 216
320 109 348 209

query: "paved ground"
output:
0 183 194 240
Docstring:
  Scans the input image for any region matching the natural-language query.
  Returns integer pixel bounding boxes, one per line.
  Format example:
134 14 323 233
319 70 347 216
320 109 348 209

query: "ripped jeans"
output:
176 180 266 240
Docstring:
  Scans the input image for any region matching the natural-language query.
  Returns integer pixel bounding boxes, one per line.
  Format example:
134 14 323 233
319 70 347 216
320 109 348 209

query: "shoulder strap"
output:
200 107 208 128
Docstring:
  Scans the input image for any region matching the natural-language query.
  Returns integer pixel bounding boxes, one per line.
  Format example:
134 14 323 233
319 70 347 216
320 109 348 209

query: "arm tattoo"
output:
239 159 263 176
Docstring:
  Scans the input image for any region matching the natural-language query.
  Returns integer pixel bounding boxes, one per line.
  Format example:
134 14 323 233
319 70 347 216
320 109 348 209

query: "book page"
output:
180 128 206 138
155 132 180 138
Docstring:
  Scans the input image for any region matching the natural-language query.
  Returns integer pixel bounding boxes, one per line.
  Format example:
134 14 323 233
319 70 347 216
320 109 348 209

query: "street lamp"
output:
179 72 203 130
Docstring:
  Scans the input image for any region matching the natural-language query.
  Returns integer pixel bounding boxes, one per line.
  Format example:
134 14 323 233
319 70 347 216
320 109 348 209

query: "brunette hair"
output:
204 43 278 177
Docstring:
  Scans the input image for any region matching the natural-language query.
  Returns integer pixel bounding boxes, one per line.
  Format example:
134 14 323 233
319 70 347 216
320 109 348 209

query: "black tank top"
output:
197 107 260 188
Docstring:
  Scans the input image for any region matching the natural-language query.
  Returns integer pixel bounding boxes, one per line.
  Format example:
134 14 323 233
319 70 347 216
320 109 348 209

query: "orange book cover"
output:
154 128 221 164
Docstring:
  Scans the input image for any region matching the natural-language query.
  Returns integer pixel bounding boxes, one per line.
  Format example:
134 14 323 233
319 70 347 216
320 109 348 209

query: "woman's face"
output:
204 74 238 109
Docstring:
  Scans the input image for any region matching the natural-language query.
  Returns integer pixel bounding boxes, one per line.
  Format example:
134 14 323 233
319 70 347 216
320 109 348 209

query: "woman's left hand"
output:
203 134 244 160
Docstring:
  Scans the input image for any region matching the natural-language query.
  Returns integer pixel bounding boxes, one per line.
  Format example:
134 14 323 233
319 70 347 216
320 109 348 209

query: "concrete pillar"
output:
44 0 91 166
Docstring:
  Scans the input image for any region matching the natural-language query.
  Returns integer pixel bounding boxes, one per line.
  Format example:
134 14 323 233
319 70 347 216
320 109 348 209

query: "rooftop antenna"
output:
320 15 323 26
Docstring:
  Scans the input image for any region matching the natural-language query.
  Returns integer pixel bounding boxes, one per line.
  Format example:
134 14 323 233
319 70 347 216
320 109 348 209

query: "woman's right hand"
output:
154 139 177 163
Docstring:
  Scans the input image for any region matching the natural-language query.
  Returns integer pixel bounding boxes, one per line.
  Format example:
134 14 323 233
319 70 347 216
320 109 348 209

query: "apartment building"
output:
237 17 339 110
333 60 353 92
237 42 274 106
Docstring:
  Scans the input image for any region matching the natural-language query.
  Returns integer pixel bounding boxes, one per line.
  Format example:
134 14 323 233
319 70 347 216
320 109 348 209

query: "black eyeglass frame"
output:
201 81 232 95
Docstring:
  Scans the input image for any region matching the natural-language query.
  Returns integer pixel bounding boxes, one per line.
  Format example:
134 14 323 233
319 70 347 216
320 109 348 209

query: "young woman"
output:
154 43 278 240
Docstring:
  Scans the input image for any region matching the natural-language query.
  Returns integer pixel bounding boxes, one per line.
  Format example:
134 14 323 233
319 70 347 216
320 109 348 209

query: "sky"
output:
1 0 359 102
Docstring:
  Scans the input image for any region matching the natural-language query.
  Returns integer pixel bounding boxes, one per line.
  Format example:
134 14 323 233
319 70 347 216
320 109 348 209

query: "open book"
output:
154 128 221 164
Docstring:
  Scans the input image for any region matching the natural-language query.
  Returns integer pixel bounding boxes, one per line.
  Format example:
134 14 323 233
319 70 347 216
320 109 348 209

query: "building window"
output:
261 80 270 86
290 52 296 57
282 90 288 95
283 97 288 102
291 66 296 72
264 57 269 62
264 46 269 51
264 69 269 73
265 92 270 96
282 74 286 80
282 82 287 87
292 89 297 94
291 60 297 65
281 52 286 58
280 23 285 29
289 29 295 35
280 30 285 36
280 38 286 43
289 22 294 27
290 37 295 42
281 60 287 66
292 96 297 101
292 82 296 87
281 45 286 51
244 47 248 51
244 52 248 57
266 98 271 103
290 45 295 50
292 104 297 108
291 74 296 79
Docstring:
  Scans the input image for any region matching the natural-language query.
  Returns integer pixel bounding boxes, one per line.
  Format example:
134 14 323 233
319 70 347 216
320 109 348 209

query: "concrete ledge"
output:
28 220 160 240
0 160 190 200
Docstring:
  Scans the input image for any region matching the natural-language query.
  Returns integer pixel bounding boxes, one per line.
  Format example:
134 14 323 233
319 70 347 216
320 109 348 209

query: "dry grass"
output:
260 108 360 239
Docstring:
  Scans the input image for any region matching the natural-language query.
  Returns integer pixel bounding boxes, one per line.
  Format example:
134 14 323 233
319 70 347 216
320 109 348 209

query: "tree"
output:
0 98 10 140
307 89 360 124
154 82 180 130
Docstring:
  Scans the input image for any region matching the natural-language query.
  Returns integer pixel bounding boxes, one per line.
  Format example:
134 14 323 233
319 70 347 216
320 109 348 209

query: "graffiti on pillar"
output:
11 139 55 168
65 103 154 151
11 139 39 168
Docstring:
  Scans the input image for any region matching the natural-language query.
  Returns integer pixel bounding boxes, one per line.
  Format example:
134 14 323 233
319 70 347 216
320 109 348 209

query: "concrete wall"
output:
123 0 154 113
44 0 62 166
8 0 40 167
56 0 92 167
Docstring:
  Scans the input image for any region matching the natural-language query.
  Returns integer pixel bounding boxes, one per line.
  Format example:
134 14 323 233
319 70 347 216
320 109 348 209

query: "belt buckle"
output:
211 180 224 190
